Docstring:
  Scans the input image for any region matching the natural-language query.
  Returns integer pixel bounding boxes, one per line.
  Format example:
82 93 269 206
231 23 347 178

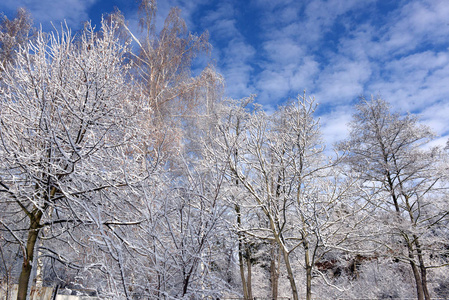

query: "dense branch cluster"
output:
0 3 448 300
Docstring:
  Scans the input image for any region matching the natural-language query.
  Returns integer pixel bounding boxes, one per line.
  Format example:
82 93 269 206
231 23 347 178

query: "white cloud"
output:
368 51 449 113
301 0 368 39
379 0 449 55
289 57 320 92
315 59 371 104
256 69 291 101
5 0 447 146
420 101 449 137
151 0 449 146
255 56 319 104
155 0 209 32
220 39 256 98
262 38 305 64
2 0 97 29
200 2 256 99
161 0 449 146
208 18 238 40
319 106 353 148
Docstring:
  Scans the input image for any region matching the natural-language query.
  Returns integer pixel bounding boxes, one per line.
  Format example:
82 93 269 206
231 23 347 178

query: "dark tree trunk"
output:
245 247 253 300
304 240 312 300
414 236 430 300
236 204 250 299
406 241 424 300
17 215 41 300
270 241 279 300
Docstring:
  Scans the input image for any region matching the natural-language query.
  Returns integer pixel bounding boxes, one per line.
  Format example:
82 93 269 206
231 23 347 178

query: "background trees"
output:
209 95 362 300
113 0 223 162
0 7 34 69
339 97 449 300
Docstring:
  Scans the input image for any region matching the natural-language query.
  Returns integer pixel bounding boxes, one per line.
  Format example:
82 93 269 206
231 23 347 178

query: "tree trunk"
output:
35 254 44 288
414 236 430 300
304 241 312 300
281 247 299 300
17 216 41 300
406 240 424 300
270 241 279 300
238 249 248 299
403 191 430 300
245 247 253 300
182 271 190 297
306 264 312 300
17 260 32 300
35 209 52 288
236 204 249 300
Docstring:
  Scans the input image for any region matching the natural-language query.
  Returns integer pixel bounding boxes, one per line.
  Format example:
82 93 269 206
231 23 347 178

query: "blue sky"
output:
1 0 449 147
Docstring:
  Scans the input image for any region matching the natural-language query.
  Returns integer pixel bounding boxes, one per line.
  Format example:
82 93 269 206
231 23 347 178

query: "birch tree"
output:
112 0 222 161
0 7 34 69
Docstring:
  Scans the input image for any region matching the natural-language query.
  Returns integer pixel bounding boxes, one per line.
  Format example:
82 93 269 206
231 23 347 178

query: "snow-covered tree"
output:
210 94 360 300
338 96 449 300
0 19 145 300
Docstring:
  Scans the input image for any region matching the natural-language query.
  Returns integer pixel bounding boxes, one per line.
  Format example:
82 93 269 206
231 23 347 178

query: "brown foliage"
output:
125 1 223 160
0 8 35 69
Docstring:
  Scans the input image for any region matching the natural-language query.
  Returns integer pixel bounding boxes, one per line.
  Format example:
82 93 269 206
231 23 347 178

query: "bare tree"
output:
111 1 223 163
339 96 449 300
212 97 257 300
0 19 144 300
210 94 359 300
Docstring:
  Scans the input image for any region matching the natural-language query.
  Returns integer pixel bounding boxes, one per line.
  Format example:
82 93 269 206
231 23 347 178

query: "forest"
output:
0 1 448 299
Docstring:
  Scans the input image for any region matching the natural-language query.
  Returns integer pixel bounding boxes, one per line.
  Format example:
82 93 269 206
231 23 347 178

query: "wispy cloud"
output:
368 51 449 112
1 0 448 147
265 0 448 146
319 105 353 148
199 1 256 98
1 0 97 29
190 0 449 146
378 0 449 56
421 101 449 136
314 58 372 105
